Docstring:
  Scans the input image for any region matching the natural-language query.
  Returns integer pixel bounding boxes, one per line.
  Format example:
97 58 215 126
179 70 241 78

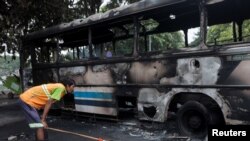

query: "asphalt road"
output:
0 97 205 141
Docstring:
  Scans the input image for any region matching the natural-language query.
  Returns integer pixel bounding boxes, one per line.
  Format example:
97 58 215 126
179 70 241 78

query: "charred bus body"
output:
20 0 250 138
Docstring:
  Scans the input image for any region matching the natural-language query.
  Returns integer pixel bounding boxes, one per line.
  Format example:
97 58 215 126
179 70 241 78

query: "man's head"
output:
61 78 75 94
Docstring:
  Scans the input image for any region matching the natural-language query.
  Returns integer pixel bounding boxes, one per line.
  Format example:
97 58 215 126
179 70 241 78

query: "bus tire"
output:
8 92 14 99
177 101 209 138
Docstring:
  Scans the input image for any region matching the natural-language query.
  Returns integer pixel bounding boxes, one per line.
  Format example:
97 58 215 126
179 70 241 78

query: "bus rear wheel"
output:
177 101 209 138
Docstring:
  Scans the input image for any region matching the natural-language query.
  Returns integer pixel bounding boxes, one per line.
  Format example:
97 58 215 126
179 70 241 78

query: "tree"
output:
242 20 250 41
191 20 250 46
206 23 233 45
0 0 188 58
74 0 102 17
0 0 75 60
0 0 108 59
152 32 184 50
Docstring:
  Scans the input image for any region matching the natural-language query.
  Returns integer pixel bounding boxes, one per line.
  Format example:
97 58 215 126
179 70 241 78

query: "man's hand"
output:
41 120 48 128
41 99 56 128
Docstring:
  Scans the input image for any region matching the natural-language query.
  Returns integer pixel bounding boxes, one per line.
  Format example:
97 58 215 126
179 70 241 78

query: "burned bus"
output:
20 0 250 138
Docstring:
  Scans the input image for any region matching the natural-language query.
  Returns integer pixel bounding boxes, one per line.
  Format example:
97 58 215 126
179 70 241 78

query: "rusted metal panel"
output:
137 57 224 122
29 50 250 122
217 58 250 122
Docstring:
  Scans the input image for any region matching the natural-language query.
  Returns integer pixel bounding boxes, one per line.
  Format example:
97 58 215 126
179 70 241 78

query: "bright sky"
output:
0 43 19 57
188 28 199 44
100 0 111 8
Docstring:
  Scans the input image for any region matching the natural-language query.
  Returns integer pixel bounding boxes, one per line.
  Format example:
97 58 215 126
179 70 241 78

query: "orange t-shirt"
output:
20 83 66 109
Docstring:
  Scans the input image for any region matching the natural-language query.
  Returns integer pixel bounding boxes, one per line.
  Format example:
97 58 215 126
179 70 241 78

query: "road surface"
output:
0 96 205 141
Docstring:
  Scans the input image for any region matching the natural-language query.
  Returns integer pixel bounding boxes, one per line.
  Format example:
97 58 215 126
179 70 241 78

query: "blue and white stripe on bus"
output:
74 91 114 106
74 99 115 108
74 91 113 100
73 87 117 115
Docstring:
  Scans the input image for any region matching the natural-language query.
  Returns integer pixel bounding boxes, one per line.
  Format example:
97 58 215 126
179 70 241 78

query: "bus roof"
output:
23 0 250 45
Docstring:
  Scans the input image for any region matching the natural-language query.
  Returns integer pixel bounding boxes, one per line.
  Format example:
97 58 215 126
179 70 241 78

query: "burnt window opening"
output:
194 59 200 68
143 105 157 119
191 59 200 69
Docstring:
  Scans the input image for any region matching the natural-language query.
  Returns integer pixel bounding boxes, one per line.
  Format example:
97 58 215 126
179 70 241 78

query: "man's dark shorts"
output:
18 99 43 128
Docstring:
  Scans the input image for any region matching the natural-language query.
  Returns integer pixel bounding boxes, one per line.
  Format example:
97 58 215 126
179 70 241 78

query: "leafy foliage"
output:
73 0 102 17
242 20 250 41
0 55 19 91
0 0 75 59
0 0 103 58
150 32 184 51
190 20 250 46
0 56 19 76
0 0 186 58
206 23 233 45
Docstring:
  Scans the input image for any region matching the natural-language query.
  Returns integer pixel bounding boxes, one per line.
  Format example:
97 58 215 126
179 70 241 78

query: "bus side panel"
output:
137 56 223 122
74 87 117 116
128 59 176 84
60 65 118 116
218 59 250 121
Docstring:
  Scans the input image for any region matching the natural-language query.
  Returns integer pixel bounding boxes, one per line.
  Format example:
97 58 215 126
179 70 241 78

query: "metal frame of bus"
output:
20 0 250 138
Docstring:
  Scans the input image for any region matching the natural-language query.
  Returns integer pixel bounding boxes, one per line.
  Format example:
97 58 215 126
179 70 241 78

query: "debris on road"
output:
48 127 109 141
8 135 17 141
7 133 31 141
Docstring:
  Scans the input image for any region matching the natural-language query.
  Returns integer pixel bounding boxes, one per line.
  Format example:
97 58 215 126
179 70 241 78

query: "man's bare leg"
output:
36 128 45 141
